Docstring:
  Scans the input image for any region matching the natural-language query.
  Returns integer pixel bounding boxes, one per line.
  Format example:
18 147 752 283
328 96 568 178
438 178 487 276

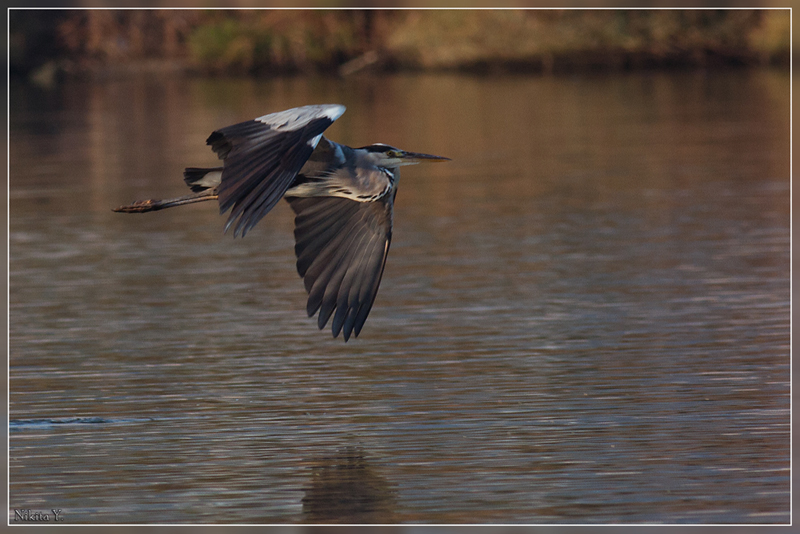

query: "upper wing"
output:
207 104 346 237
286 195 393 341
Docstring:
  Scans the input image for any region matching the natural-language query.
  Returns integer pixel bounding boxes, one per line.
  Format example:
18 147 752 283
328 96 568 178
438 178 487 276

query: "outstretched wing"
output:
208 104 346 237
286 195 393 341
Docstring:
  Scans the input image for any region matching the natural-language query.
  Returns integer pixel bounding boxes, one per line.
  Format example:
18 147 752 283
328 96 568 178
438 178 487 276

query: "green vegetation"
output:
184 11 366 74
9 9 791 80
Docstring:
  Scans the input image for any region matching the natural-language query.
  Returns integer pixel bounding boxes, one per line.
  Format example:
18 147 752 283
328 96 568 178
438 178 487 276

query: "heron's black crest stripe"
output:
358 143 397 153
286 195 392 341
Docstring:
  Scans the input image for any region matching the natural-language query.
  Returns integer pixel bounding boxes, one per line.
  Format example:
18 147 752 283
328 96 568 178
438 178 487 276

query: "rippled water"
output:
9 69 790 524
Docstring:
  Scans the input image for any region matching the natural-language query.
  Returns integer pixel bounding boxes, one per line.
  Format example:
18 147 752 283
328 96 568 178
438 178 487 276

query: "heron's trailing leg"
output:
113 189 218 213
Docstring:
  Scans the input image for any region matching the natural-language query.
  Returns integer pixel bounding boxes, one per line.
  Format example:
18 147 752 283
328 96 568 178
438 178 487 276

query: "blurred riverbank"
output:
10 8 791 85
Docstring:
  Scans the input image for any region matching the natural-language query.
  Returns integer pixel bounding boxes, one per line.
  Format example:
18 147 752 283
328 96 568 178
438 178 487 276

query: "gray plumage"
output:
114 104 449 341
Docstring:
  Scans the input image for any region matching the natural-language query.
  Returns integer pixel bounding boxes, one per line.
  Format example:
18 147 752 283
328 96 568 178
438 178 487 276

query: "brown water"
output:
9 70 790 524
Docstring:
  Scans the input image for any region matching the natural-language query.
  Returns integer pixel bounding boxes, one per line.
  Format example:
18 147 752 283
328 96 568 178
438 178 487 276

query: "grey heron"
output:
114 104 449 341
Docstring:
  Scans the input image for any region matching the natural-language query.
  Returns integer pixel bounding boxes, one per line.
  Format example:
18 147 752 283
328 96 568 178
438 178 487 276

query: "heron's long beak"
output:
400 151 451 165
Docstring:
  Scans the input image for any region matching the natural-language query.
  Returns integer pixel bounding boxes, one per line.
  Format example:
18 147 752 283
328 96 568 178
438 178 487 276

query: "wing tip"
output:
323 104 346 122
254 104 346 130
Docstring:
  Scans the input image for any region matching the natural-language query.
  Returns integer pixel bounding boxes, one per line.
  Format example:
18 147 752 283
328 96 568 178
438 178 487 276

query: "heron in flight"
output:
114 104 449 341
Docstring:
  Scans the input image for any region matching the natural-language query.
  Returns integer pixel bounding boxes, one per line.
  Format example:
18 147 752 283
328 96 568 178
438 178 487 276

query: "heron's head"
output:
358 143 450 167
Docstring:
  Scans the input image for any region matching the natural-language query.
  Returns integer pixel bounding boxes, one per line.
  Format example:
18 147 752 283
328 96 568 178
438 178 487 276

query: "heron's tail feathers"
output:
184 167 223 192
112 189 218 213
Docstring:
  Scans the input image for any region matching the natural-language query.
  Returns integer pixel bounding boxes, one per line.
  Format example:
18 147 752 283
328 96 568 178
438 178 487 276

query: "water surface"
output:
9 70 790 524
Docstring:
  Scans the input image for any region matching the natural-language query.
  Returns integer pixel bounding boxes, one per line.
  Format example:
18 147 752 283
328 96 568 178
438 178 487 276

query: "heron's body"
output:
114 104 448 341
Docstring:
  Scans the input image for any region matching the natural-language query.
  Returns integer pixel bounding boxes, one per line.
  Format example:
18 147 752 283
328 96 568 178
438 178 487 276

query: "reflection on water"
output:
9 69 790 524
302 447 397 523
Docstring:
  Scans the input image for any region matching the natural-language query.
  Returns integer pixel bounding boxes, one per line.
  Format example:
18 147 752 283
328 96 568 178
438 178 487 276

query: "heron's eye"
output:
386 150 401 158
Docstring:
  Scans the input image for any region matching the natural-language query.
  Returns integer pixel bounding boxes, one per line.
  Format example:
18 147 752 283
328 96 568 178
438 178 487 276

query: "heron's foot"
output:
112 199 162 213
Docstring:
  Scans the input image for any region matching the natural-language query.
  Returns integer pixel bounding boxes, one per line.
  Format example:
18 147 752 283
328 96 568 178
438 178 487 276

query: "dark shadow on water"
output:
301 446 398 524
